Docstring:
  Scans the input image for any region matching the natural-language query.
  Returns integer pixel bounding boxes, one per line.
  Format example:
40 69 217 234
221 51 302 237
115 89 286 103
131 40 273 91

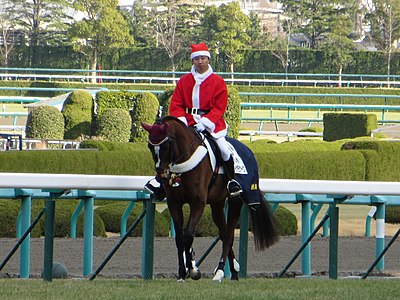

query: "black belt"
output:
186 108 210 115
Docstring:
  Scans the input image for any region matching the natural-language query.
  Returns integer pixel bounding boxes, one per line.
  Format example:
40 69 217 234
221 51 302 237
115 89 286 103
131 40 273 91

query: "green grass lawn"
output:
0 278 399 300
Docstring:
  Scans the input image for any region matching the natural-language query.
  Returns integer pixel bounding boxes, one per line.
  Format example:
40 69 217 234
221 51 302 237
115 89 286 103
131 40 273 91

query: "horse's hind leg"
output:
211 199 243 282
228 249 240 280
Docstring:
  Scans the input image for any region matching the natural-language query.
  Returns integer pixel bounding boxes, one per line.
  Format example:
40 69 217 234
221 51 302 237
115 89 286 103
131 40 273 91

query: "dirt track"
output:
1 235 400 279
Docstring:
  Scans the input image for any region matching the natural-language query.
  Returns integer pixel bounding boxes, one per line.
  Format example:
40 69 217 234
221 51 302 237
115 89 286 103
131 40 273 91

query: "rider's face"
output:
192 56 210 74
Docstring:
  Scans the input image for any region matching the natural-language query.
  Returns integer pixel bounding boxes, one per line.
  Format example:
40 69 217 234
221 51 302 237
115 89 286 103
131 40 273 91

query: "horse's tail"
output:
249 191 280 251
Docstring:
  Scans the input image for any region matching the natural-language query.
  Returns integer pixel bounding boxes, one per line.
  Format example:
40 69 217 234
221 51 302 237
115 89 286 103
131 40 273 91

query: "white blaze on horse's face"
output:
154 145 169 179
154 146 161 169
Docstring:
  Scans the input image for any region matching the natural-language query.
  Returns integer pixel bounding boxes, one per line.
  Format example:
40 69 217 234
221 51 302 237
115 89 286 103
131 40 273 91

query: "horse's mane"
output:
159 115 193 132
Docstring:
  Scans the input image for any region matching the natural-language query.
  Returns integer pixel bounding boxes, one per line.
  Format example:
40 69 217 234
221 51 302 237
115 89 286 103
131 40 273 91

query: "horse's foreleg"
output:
182 203 205 280
175 233 187 281
168 202 187 281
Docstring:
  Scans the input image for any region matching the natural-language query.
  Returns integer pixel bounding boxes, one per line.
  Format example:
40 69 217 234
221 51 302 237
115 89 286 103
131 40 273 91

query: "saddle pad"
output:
203 137 248 175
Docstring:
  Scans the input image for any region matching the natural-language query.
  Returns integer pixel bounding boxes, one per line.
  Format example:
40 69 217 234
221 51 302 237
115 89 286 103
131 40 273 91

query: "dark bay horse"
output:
142 116 279 281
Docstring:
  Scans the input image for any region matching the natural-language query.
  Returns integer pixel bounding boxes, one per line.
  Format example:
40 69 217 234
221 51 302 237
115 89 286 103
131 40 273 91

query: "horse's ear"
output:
160 123 170 132
141 122 152 132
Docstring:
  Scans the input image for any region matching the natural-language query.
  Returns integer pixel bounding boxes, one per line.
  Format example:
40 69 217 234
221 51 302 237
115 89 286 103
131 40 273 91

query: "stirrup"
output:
227 179 242 197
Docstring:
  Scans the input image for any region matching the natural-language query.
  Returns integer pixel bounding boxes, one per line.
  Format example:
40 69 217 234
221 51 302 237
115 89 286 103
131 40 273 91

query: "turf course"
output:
1 278 399 300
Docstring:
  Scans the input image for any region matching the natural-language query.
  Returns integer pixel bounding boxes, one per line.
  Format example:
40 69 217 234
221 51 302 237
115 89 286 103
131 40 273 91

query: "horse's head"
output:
141 120 172 183
142 117 203 184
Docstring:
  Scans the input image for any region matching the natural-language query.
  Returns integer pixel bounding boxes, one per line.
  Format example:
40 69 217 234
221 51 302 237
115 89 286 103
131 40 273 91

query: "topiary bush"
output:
274 206 298 236
95 202 170 237
0 200 24 237
25 106 65 140
94 108 132 142
385 207 400 224
62 90 94 140
38 201 106 238
130 92 160 142
161 204 219 237
225 87 241 139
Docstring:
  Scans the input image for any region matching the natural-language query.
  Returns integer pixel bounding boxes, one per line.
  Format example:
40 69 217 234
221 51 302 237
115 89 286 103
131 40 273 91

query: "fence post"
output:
78 190 96 277
239 204 249 278
328 200 339 279
375 202 385 271
142 199 155 280
16 189 33 278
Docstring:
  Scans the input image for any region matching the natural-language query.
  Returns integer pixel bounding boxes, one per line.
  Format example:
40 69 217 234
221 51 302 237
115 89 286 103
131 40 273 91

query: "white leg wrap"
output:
212 269 224 282
233 259 240 272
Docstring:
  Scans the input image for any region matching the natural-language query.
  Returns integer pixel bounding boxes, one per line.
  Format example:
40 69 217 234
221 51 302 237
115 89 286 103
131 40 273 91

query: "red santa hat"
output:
190 43 211 60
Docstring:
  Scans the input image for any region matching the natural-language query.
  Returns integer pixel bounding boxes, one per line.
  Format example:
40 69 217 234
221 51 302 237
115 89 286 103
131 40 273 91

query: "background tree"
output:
365 0 400 80
4 0 73 67
131 0 202 72
318 15 355 86
200 2 251 76
270 18 292 75
0 1 15 68
247 12 270 49
69 0 134 82
277 0 360 49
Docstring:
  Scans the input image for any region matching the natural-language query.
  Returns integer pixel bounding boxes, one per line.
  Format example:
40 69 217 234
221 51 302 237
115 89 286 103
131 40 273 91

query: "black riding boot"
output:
224 156 243 198
144 179 166 201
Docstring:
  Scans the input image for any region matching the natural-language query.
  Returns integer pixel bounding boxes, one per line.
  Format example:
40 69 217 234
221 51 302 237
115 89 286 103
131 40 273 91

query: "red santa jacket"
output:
169 72 228 138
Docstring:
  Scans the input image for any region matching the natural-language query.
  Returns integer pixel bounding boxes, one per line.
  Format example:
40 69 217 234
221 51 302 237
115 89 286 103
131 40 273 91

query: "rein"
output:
154 128 208 175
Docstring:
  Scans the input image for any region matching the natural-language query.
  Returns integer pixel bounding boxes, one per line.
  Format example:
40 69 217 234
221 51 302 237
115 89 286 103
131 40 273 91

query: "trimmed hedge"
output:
62 90 93 139
26 106 65 140
38 201 106 238
0 150 154 175
130 92 160 142
95 202 170 237
386 207 400 224
0 200 106 238
341 141 400 181
255 150 366 180
94 108 132 142
79 140 148 151
323 113 378 141
161 205 219 237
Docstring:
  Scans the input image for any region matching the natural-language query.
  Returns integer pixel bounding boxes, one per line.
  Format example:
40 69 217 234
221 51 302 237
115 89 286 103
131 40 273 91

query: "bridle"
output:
149 125 208 185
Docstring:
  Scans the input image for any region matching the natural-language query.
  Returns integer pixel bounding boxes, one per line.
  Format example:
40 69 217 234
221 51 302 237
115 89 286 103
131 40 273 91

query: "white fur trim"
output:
191 50 211 59
199 117 215 132
177 116 188 126
169 145 208 173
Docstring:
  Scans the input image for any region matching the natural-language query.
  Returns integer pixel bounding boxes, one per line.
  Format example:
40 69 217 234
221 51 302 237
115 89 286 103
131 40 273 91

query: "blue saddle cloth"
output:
227 137 261 205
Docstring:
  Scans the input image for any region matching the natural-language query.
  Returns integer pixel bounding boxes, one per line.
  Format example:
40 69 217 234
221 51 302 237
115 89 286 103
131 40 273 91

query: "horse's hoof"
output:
212 269 224 282
189 269 201 280
231 273 239 281
188 260 201 280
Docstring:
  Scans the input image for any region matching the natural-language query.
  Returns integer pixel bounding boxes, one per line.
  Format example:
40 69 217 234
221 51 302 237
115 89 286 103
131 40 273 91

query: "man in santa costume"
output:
145 43 242 201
